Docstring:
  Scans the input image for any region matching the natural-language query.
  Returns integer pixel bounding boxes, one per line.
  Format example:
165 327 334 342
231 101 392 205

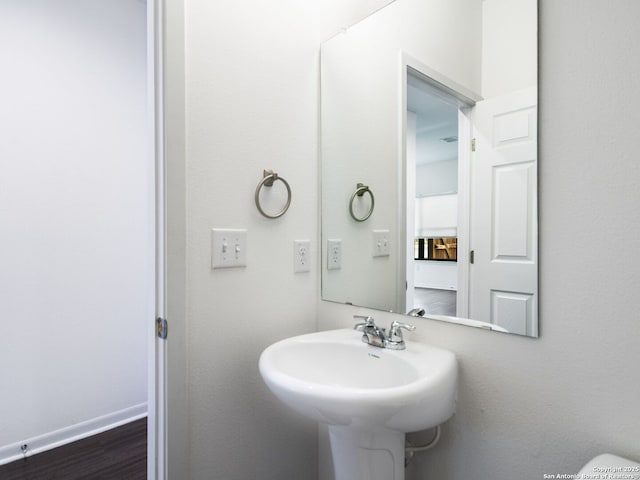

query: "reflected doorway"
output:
405 67 471 318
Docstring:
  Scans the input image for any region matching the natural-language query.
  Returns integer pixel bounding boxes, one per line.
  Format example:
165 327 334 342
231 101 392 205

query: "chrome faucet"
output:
353 315 416 350
353 315 387 347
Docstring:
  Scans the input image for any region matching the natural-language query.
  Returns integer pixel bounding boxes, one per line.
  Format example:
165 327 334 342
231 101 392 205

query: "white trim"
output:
148 0 166 478
397 53 410 313
403 53 482 106
0 404 147 466
456 108 472 319
404 110 417 312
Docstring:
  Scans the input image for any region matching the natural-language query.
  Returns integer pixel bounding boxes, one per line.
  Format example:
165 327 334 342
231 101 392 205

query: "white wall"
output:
163 0 190 477
319 1 640 479
180 0 640 479
482 0 538 98
416 159 458 197
0 0 150 463
415 262 457 291
181 1 397 478
415 194 458 237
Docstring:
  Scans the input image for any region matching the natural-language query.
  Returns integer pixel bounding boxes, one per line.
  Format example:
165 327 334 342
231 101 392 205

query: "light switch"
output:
372 230 390 257
211 229 247 269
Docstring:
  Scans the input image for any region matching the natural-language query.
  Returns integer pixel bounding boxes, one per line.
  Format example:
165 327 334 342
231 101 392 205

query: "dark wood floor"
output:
0 418 147 480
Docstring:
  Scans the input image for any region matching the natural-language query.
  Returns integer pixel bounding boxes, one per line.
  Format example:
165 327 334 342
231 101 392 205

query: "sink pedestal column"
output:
328 426 405 480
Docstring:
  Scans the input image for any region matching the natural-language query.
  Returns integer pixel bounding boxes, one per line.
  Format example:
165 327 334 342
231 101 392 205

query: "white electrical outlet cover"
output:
293 240 311 273
327 239 342 270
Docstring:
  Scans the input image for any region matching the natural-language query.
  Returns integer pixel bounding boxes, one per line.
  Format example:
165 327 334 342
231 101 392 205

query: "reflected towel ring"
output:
255 170 292 219
349 183 375 222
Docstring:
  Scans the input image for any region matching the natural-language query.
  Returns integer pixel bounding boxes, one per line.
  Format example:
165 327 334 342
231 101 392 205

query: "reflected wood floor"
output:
0 418 146 480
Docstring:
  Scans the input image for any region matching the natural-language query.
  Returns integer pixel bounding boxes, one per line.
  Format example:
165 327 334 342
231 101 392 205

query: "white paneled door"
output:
469 87 538 336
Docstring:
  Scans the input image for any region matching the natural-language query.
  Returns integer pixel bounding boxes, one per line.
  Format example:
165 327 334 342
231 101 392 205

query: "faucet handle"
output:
353 315 375 331
388 320 416 342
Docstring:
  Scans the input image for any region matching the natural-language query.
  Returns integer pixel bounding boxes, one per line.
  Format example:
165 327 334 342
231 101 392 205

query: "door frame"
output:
147 0 164 477
400 53 480 317
148 0 188 478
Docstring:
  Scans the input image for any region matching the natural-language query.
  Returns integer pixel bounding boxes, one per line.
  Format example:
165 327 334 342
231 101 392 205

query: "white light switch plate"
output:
372 230 390 257
211 229 247 269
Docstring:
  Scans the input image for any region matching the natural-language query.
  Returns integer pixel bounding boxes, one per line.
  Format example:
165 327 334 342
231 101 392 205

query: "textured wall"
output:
184 0 640 478
182 1 395 478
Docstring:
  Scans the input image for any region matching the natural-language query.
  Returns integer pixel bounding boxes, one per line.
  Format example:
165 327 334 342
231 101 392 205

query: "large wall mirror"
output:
320 0 538 337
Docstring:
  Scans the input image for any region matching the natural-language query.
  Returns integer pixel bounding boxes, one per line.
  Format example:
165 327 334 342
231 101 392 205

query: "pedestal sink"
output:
259 328 457 480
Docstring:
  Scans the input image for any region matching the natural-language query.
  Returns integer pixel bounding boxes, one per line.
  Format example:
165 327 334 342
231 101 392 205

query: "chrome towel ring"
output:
349 183 375 222
255 169 292 219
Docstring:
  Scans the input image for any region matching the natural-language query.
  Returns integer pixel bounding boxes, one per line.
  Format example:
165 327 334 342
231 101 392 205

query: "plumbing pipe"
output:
405 425 441 466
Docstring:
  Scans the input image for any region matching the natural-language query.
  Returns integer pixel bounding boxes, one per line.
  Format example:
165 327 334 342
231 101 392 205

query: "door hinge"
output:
469 250 475 264
156 317 168 340
471 138 476 152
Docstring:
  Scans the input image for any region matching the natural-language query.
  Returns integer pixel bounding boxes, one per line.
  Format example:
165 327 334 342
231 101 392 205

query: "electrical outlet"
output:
211 229 247 269
327 239 342 270
372 230 390 257
293 240 311 273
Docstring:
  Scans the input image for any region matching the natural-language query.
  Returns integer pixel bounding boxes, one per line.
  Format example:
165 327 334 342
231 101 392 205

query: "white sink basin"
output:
259 328 457 432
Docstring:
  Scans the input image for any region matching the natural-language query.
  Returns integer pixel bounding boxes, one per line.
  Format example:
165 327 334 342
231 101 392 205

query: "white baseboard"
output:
0 403 147 466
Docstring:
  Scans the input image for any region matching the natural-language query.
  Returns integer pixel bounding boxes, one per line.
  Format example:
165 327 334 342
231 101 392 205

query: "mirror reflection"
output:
321 0 538 336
